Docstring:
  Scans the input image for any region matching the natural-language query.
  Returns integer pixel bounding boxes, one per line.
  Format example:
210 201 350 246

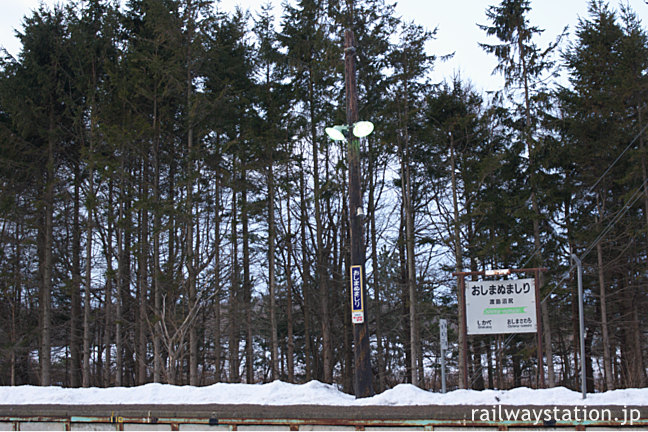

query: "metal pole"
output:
571 254 587 399
441 348 446 394
534 269 545 388
345 27 373 399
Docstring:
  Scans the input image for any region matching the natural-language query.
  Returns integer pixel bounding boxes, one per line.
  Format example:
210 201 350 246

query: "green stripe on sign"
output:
484 307 526 315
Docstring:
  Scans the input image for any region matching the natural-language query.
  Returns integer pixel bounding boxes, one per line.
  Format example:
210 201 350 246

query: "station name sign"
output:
465 278 537 335
350 265 364 324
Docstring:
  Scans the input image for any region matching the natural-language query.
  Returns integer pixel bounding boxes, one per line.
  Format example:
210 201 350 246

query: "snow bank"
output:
0 381 646 406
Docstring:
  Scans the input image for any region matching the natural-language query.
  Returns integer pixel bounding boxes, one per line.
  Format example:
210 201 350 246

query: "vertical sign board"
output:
439 319 448 350
350 265 364 324
465 278 537 335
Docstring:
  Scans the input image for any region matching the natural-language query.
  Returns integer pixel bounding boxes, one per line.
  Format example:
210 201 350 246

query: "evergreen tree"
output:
279 0 339 383
386 20 435 387
479 0 564 387
559 0 648 389
2 4 75 386
251 2 294 381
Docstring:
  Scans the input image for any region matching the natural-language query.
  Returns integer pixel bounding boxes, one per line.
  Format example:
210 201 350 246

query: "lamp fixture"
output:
325 121 374 141
352 121 374 138
324 126 346 141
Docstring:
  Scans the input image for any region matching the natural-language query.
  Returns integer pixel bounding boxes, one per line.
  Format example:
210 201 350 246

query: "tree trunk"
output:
213 150 222 382
368 138 385 392
152 108 162 384
584 329 595 393
186 12 198 383
472 342 485 390
103 179 115 387
520 34 553 388
71 163 82 388
167 145 177 383
299 156 313 381
187 136 198 386
137 163 149 385
631 299 645 387
595 194 614 391
395 72 419 387
116 151 131 387
268 162 279 380
638 105 648 230
513 348 522 387
531 168 552 389
486 340 494 389
83 149 94 388
400 120 418 387
214 292 222 382
40 109 56 387
12 215 22 386
229 160 240 383
398 212 412 383
309 72 332 383
284 183 295 383
242 168 253 384
450 135 467 389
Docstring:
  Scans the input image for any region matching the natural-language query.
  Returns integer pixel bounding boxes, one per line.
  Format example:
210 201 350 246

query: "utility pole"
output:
345 22 374 398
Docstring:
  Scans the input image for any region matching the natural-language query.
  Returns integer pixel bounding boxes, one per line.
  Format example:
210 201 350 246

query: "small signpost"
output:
350 265 364 324
440 319 448 350
439 318 448 393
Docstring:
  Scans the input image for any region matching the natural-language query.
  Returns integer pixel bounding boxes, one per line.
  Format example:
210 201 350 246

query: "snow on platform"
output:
0 381 646 406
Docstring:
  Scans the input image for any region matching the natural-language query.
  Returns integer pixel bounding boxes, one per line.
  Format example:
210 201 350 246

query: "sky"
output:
2 0 648 94
1 380 648 405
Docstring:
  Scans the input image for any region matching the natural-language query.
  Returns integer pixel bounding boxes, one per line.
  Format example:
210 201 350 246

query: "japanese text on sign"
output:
465 278 537 335
350 265 364 324
440 319 448 350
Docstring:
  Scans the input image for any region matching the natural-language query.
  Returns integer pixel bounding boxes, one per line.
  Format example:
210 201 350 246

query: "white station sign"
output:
465 278 537 335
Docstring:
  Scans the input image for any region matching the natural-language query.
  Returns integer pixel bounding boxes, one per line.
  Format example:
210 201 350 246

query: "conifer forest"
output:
1 0 647 393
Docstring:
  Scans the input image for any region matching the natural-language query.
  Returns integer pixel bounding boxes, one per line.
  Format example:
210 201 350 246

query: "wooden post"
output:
458 274 468 389
345 27 373 398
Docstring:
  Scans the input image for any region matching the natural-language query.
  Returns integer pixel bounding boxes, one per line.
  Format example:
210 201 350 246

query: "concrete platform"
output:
0 404 645 430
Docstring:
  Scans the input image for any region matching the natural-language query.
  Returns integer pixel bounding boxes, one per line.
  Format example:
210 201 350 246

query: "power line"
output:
540 176 648 305
581 178 648 261
468 176 648 388
588 123 648 195
469 176 648 388
520 122 648 271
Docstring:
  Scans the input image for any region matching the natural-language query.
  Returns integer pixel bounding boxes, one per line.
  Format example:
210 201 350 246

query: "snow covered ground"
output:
0 381 647 406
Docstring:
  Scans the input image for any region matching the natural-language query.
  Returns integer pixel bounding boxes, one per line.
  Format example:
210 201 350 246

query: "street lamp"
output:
325 121 375 141
325 118 375 398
